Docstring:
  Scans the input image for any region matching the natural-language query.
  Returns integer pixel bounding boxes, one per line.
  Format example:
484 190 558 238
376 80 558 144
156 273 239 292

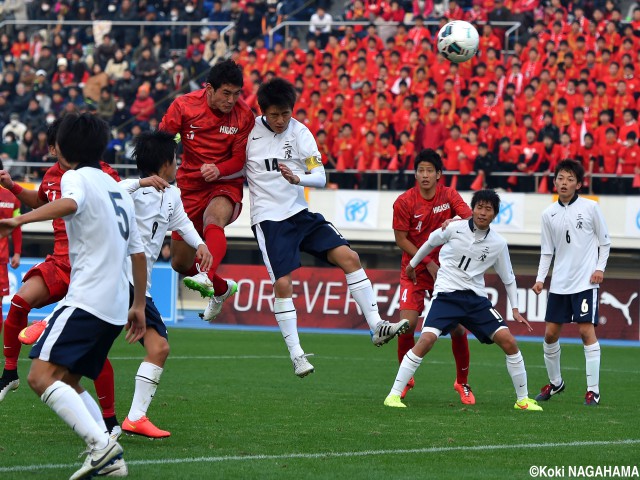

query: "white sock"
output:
41 381 109 449
584 341 600 395
543 340 562 386
79 390 108 433
390 350 423 396
506 351 528 401
128 361 163 422
275 298 304 360
345 268 382 331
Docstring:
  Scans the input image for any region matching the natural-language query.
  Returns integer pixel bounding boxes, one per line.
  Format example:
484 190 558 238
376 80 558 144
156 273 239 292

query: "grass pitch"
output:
0 329 638 479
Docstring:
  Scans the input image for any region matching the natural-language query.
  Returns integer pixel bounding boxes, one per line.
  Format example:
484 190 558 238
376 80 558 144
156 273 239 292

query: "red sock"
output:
203 224 227 279
94 358 116 418
3 295 31 371
452 331 470 384
185 262 200 277
397 331 416 364
0 301 3 337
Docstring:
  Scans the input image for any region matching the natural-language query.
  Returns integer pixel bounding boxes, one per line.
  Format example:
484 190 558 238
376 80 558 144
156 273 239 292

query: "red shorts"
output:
399 274 434 312
23 255 71 303
172 181 243 241
0 263 9 296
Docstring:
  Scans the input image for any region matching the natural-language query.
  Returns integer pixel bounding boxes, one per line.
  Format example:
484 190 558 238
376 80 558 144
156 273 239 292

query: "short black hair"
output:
132 130 177 177
414 148 443 172
471 189 500 215
47 117 63 147
207 59 243 89
257 78 297 112
554 159 584 183
56 113 109 166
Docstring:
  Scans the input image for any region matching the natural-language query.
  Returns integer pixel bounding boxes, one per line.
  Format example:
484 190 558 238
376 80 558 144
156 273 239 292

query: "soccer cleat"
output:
200 280 238 321
514 397 543 411
0 372 19 402
183 272 215 298
19 320 48 345
121 416 171 438
584 390 600 406
454 381 476 405
292 354 315 378
372 319 410 347
384 394 407 408
534 380 565 401
69 437 123 480
96 457 128 477
109 425 122 442
401 377 415 400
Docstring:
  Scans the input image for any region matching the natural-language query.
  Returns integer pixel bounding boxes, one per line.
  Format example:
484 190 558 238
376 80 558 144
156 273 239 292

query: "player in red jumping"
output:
159 59 255 321
392 149 476 404
0 120 122 436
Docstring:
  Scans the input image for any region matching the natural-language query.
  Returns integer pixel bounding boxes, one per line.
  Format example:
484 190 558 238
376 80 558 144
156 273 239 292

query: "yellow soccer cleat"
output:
384 394 407 408
514 397 543 411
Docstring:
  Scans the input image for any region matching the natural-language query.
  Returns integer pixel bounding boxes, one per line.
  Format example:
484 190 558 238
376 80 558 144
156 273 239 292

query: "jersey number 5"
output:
109 192 130 240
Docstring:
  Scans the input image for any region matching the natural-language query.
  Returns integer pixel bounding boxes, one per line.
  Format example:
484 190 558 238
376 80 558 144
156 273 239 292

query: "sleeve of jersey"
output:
217 110 253 178
297 127 326 188
409 227 450 268
539 214 554 255
60 170 85 214
10 214 22 255
159 100 182 135
592 203 611 247
392 197 410 231
119 178 142 194
494 243 516 286
449 190 472 218
126 208 144 256
168 196 204 250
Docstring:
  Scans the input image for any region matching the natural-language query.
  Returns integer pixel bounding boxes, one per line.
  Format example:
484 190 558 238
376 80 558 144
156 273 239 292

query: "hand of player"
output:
10 253 20 268
441 217 462 230
405 264 417 285
426 260 439 281
125 306 146 344
195 244 213 272
279 164 300 185
200 163 221 182
140 175 170 191
0 218 18 238
590 270 604 284
0 170 15 189
512 308 533 332
531 281 544 295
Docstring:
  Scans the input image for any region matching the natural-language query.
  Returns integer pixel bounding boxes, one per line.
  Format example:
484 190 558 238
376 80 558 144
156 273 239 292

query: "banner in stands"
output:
216 265 639 342
490 193 525 232
2 259 179 323
625 197 640 237
333 190 380 230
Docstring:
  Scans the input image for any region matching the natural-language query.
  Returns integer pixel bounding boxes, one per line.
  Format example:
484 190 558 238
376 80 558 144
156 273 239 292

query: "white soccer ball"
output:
437 20 479 63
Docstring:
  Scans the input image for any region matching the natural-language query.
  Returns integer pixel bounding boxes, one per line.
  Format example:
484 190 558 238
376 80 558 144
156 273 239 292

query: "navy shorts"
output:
422 291 508 344
129 284 168 342
252 209 349 282
29 306 123 379
545 289 599 325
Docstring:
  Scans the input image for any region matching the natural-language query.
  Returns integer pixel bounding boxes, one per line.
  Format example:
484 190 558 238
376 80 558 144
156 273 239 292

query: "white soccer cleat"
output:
372 319 410 347
69 437 123 480
201 280 238 321
0 377 19 402
109 425 122 442
96 457 128 477
183 272 215 298
292 354 315 378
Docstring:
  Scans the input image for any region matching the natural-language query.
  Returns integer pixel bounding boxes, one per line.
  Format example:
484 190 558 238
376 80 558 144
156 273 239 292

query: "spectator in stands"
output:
0 132 19 164
422 108 447 151
22 99 45 132
3 113 26 143
136 48 160 83
97 88 116 122
114 69 139 104
105 49 129 81
309 6 332 49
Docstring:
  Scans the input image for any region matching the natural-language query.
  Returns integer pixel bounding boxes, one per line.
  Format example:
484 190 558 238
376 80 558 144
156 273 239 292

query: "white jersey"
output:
246 117 323 225
412 219 516 298
61 167 143 325
120 179 204 296
540 196 610 294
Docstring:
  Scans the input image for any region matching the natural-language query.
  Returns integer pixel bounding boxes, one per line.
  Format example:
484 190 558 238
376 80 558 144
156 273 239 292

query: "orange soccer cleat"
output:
400 376 415 400
454 381 476 405
122 416 171 438
18 321 48 345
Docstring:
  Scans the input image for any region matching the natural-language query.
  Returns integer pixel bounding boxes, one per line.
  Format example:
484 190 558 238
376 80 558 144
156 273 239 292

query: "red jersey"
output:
393 185 472 285
38 162 120 258
159 90 254 192
0 189 21 262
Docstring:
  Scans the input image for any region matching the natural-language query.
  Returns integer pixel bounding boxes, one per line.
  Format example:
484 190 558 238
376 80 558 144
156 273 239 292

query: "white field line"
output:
1 439 639 473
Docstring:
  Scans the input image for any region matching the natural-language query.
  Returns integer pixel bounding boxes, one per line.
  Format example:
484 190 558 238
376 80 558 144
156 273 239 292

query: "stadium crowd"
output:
0 0 639 194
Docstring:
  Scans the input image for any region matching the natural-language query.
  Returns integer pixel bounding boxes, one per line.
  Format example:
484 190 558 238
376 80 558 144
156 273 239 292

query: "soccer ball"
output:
437 20 479 63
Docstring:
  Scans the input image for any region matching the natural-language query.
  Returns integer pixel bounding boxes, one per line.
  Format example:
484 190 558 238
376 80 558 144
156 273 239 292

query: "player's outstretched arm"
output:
0 170 44 209
512 308 533 332
125 252 147 344
0 198 77 238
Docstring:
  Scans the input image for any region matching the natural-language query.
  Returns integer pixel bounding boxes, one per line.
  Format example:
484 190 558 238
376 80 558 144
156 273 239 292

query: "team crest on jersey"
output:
478 246 489 262
576 214 583 230
283 141 292 159
167 202 174 222
433 203 450 214
220 126 238 135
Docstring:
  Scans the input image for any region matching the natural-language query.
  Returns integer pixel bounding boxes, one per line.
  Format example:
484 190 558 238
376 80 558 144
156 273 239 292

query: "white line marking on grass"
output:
2 439 639 473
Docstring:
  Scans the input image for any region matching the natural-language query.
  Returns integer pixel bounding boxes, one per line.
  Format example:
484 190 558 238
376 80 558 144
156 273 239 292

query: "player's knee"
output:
27 370 47 395
341 249 361 272
155 340 170 363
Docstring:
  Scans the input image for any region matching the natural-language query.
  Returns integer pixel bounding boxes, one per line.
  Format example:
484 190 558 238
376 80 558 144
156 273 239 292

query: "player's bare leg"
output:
579 322 600 406
536 322 566 401
327 245 409 346
123 329 171 437
493 329 542 411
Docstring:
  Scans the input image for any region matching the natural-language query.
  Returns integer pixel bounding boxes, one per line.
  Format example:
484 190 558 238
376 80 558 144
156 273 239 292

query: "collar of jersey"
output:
468 218 490 239
557 193 579 207
261 115 278 134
